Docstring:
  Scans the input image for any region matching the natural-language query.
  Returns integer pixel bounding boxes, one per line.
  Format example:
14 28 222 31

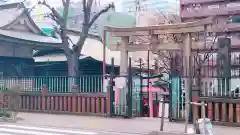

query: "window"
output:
204 82 208 95
208 4 219 10
209 82 213 93
0 72 3 79
72 17 77 25
193 4 201 10
92 23 98 29
236 33 240 39
185 4 201 12
227 3 240 8
228 16 240 23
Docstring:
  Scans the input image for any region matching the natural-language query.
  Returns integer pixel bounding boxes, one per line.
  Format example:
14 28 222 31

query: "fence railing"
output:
0 85 110 116
180 77 240 97
0 76 103 93
171 76 240 126
195 98 240 126
170 97 240 126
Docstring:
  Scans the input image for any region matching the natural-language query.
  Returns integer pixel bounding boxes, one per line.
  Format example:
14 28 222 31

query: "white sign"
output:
114 77 127 89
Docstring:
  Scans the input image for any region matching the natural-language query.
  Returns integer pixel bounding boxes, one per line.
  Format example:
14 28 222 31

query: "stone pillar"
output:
120 37 129 75
119 36 129 115
182 33 192 132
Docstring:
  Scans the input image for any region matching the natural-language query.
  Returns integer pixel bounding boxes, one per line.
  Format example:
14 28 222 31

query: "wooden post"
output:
107 86 111 116
72 85 78 113
41 85 47 111
149 82 153 117
222 103 226 122
236 104 240 122
215 103 219 121
160 97 165 131
229 104 234 122
192 84 200 123
208 103 213 120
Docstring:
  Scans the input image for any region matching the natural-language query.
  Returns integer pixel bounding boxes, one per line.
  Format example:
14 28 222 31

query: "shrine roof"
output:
0 29 61 44
0 7 24 28
0 1 60 45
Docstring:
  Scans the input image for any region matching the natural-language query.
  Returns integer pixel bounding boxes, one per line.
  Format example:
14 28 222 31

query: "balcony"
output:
181 2 240 18
181 0 224 5
206 23 240 32
192 34 240 50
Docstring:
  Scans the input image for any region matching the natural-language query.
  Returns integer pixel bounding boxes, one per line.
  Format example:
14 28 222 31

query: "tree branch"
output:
88 3 115 27
83 0 88 24
49 13 58 22
72 2 115 52
40 0 64 27
61 0 66 6
62 0 70 28
155 51 171 74
86 0 93 20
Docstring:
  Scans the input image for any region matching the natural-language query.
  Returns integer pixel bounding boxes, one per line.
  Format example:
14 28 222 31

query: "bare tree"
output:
149 13 183 76
155 51 171 74
38 0 114 80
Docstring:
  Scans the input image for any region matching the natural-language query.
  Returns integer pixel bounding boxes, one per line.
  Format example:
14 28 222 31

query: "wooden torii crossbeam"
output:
105 17 213 51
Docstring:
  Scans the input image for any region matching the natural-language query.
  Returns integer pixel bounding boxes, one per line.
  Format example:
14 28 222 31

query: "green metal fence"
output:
0 76 103 93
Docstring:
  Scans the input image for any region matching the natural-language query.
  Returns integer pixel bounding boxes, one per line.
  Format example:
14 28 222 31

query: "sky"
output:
27 0 122 11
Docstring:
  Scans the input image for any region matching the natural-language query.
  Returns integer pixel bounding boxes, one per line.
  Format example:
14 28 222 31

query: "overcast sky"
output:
27 0 122 11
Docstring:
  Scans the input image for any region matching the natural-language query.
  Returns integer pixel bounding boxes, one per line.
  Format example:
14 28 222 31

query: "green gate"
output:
170 75 186 120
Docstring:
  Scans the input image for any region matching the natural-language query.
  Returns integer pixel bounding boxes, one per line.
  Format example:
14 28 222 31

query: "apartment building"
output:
121 0 180 16
180 0 240 92
181 0 240 48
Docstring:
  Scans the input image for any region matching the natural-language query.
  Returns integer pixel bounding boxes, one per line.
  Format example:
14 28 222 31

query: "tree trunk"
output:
63 33 80 90
67 51 79 87
61 30 79 89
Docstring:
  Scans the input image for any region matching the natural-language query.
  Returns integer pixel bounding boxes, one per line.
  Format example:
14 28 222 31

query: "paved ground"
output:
2 112 240 135
0 123 140 135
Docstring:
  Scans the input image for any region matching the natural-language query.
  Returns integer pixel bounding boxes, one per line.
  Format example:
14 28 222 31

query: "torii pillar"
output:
119 37 129 115
120 37 129 75
182 33 192 132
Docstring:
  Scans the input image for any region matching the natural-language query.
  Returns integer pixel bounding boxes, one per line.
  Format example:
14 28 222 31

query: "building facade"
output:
121 0 180 16
180 0 240 93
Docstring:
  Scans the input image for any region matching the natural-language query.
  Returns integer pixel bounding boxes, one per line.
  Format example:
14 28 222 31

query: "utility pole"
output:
135 0 141 26
134 0 147 25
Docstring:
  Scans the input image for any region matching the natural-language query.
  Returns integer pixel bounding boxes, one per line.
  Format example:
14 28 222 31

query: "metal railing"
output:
180 77 240 97
0 76 103 93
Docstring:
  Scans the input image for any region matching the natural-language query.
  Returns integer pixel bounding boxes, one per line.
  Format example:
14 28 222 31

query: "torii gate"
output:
103 17 213 118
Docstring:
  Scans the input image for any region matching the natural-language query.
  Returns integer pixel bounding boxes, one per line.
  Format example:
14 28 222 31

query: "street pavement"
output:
1 112 240 135
0 123 139 135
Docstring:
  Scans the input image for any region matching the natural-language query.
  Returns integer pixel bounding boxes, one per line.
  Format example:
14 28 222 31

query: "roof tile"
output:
0 8 24 28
